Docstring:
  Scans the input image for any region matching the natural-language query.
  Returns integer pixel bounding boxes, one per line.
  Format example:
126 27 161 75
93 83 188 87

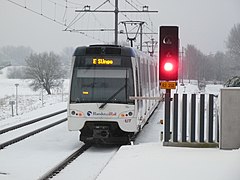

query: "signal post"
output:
159 26 179 143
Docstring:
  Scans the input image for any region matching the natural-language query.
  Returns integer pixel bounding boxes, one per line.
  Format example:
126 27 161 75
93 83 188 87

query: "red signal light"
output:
159 26 179 81
164 62 173 71
159 57 178 80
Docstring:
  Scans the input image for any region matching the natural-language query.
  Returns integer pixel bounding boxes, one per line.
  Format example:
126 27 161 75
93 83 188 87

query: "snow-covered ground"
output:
0 67 239 180
96 90 240 180
0 67 69 121
0 121 80 180
97 143 240 180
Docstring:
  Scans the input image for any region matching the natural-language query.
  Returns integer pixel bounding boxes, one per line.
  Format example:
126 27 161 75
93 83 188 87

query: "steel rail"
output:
0 118 67 150
38 144 91 180
0 109 67 135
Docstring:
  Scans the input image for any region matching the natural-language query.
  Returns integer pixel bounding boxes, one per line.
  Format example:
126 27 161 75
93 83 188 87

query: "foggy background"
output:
0 0 239 54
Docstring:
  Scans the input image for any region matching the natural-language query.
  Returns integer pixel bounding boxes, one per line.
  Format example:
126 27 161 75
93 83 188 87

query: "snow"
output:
0 67 69 121
96 82 240 180
0 112 67 144
97 143 240 180
54 146 119 180
0 68 81 180
0 123 80 180
0 69 239 180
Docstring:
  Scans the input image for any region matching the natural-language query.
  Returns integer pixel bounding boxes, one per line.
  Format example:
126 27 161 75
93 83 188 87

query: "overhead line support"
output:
75 0 158 45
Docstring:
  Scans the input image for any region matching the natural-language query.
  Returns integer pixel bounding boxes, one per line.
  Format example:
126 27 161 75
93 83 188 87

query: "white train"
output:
68 45 159 144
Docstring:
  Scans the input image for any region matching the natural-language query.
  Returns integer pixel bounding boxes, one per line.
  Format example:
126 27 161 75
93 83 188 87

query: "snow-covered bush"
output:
224 76 240 87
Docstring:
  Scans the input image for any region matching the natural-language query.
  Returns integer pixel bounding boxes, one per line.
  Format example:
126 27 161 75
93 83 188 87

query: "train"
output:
67 44 160 144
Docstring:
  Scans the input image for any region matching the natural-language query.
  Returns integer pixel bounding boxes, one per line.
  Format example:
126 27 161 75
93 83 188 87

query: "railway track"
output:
0 109 67 150
39 145 120 180
0 109 66 135
39 144 91 180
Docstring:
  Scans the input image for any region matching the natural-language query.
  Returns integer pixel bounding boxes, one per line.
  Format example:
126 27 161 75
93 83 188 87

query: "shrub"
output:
224 76 240 87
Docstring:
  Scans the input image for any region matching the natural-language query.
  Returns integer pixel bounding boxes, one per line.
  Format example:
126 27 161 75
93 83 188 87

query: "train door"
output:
147 57 151 111
149 61 154 108
141 57 148 117
136 56 143 122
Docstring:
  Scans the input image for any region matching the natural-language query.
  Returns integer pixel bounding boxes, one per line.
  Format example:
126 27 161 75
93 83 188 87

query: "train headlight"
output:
70 110 84 117
77 112 84 117
119 111 134 118
120 113 125 118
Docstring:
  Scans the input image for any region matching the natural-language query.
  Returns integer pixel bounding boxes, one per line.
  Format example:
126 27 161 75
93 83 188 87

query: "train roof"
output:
73 45 137 57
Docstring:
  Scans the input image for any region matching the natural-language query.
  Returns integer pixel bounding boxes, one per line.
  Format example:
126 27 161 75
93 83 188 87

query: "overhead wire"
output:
108 0 131 21
69 30 109 44
134 0 144 6
65 0 110 30
54 2 56 21
6 0 157 45
64 7 85 30
41 0 43 15
5 0 109 43
6 0 66 26
46 0 81 9
47 0 66 8
125 0 140 11
64 0 84 7
91 13 107 28
130 0 157 42
129 0 142 9
62 0 68 24
66 0 113 43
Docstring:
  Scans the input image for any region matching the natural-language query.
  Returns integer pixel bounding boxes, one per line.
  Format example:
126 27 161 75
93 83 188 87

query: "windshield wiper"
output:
99 69 128 109
99 84 126 109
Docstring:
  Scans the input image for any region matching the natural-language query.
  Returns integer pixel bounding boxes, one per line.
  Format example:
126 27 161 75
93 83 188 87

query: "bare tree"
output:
185 44 205 81
60 47 74 78
7 66 27 79
226 24 240 77
226 24 240 59
60 47 74 66
25 52 65 94
0 46 33 65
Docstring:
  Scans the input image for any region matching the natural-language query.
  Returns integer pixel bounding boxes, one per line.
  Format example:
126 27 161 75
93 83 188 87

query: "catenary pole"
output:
114 0 118 45
75 2 158 46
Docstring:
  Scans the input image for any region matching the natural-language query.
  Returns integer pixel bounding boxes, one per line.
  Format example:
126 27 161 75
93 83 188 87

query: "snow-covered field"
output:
97 143 240 180
0 67 239 180
96 82 240 180
0 67 69 121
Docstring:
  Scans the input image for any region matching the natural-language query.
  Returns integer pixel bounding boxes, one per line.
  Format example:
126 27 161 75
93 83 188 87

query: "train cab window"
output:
70 56 134 104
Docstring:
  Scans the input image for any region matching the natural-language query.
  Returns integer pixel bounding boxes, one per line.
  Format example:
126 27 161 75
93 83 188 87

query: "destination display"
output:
92 58 113 65
81 57 122 66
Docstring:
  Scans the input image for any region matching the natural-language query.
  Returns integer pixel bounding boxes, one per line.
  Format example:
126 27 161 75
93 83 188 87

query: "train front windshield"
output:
70 56 134 104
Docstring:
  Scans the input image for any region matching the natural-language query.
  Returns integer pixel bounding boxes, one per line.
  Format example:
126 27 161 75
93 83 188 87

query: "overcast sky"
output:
0 0 239 54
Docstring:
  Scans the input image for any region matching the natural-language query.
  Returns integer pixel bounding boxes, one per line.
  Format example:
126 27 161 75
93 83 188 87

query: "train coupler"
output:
93 126 110 139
